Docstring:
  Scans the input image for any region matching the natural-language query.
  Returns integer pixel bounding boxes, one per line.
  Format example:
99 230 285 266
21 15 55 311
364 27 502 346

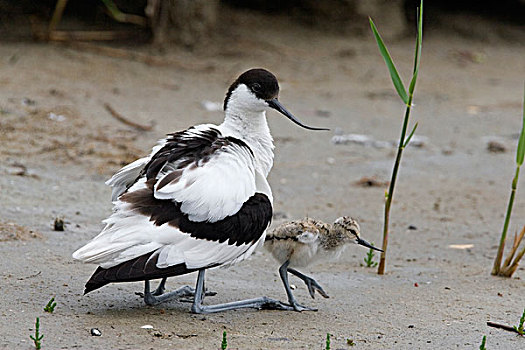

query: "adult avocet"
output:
73 68 328 313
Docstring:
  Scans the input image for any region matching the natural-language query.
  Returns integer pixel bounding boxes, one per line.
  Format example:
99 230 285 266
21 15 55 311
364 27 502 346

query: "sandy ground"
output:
1 8 525 350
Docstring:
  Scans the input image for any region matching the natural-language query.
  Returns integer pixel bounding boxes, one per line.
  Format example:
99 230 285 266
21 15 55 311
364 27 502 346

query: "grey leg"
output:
190 269 294 314
142 279 216 306
288 268 330 299
191 270 205 310
134 278 167 299
152 277 167 296
279 261 317 311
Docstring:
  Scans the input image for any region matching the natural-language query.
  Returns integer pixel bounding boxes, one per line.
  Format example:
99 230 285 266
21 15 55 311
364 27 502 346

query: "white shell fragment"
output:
331 130 428 149
448 244 474 249
141 325 154 329
48 112 66 122
331 133 391 148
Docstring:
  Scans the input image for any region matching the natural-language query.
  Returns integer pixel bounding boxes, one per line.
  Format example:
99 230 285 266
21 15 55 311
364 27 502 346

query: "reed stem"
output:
378 96 414 274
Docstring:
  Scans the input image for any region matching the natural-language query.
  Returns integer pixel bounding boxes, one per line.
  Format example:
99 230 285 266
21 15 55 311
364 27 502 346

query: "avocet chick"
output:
265 217 382 311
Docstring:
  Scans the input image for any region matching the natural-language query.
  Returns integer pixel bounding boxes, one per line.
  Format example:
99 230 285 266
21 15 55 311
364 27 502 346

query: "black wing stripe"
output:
120 189 272 246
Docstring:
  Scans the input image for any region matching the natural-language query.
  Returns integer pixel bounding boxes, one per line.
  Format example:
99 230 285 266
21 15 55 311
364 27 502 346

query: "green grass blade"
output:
403 122 419 148
415 2 423 73
409 69 419 96
369 18 409 104
516 86 525 166
409 2 423 95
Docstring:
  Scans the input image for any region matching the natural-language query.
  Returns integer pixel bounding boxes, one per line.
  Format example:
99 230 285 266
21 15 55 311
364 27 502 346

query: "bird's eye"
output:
252 83 261 92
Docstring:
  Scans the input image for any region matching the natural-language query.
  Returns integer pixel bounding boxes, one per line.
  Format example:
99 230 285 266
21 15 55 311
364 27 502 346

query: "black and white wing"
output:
73 125 272 293
105 139 167 201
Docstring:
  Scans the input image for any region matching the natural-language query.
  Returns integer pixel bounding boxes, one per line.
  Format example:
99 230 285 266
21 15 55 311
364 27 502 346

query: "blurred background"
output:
0 0 524 46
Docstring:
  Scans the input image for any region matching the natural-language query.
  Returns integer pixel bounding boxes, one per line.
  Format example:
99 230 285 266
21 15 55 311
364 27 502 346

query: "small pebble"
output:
355 176 387 187
408 225 417 230
487 141 506 153
53 218 65 231
21 98 36 106
90 328 101 336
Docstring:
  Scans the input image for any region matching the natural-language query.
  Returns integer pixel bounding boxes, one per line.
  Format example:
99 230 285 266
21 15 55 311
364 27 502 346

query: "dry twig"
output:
487 321 521 334
104 103 153 132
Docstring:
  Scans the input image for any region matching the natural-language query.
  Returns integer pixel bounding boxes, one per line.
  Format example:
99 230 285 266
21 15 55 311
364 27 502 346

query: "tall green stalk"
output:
379 99 416 274
492 86 525 276
370 1 423 274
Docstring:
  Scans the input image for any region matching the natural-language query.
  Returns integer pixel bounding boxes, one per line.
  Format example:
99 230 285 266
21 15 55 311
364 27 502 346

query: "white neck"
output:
219 85 275 177
220 109 274 177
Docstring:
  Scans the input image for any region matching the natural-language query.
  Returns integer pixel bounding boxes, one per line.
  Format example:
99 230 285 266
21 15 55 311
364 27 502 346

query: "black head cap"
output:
224 68 279 110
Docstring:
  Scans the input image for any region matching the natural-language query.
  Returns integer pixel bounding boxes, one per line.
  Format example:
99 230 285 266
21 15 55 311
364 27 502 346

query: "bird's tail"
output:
82 252 199 294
